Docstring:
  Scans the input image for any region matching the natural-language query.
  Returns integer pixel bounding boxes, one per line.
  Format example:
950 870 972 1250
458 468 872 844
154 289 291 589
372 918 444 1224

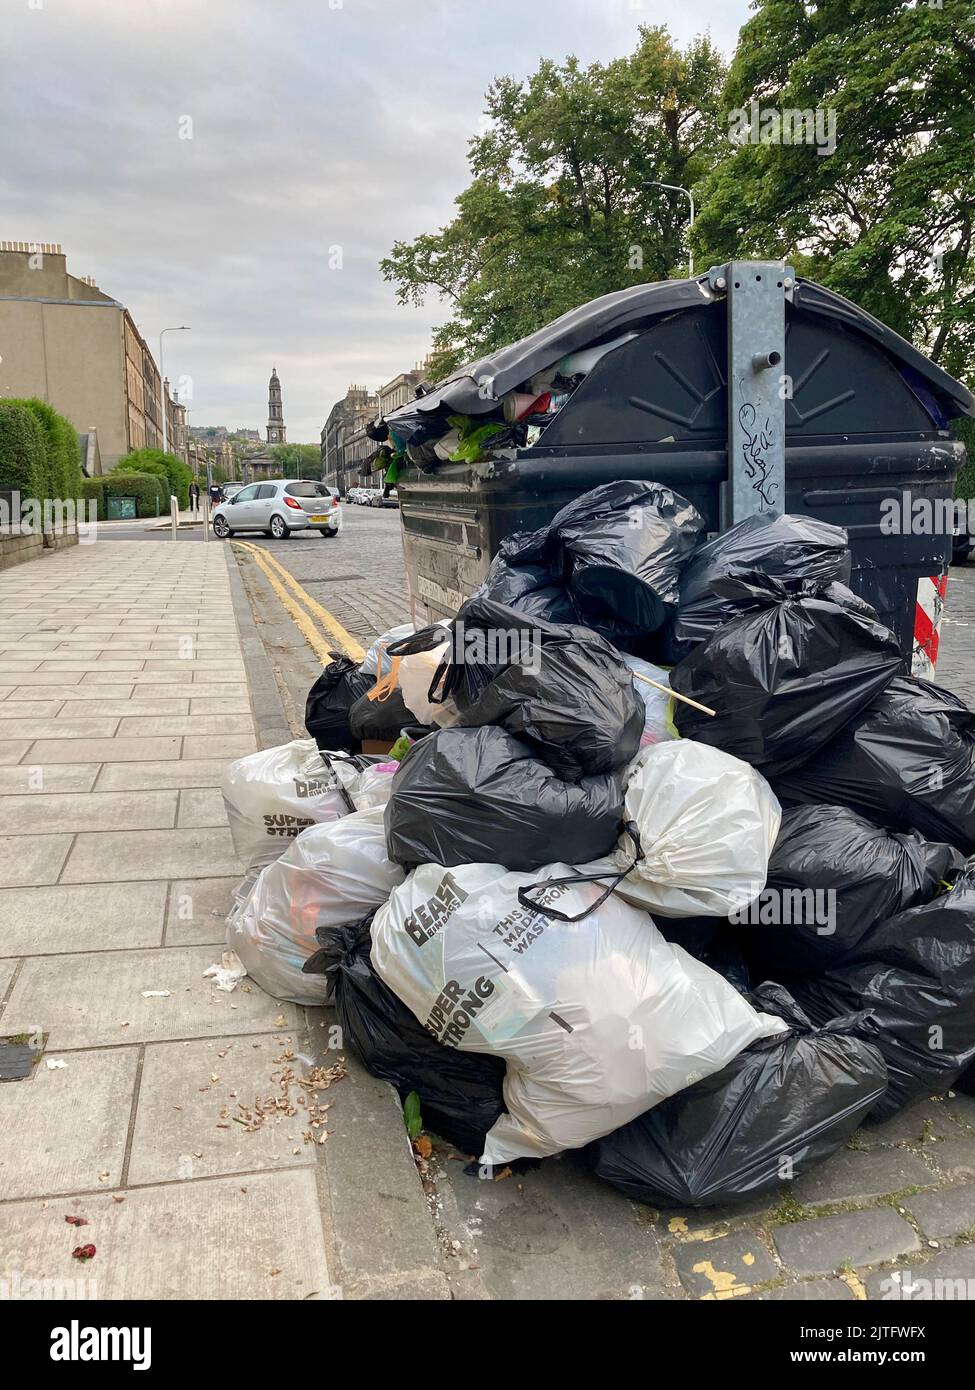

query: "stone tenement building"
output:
0 241 184 471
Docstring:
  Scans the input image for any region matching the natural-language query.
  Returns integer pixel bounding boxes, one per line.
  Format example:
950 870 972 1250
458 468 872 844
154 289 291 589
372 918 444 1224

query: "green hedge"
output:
114 448 192 509
81 472 168 520
8 398 82 501
0 402 47 502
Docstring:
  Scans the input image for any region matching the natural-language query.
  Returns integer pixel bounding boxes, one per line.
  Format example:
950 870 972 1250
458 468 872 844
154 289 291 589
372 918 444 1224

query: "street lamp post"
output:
159 326 190 455
646 182 696 276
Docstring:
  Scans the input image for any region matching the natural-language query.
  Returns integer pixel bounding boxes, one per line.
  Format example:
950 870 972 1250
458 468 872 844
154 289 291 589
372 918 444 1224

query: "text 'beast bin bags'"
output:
733 805 964 977
593 1005 887 1208
610 741 781 918
783 863 975 1120
772 676 975 854
441 597 645 779
226 807 405 1005
384 726 625 872
666 513 852 660
303 913 505 1155
370 862 788 1167
500 480 705 650
671 574 904 775
221 739 392 873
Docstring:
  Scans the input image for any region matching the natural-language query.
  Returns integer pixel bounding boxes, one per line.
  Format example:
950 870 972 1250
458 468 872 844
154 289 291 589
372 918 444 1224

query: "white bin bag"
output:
222 739 362 873
370 861 787 1165
623 656 678 746
612 740 781 918
350 762 398 812
361 623 416 678
227 808 405 1005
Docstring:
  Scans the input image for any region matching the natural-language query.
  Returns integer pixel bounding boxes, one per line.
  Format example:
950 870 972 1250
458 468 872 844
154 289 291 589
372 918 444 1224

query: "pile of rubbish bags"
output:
219 494 975 1208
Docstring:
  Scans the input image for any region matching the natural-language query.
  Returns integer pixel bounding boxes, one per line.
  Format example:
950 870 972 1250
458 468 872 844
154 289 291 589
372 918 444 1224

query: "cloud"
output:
1 0 747 440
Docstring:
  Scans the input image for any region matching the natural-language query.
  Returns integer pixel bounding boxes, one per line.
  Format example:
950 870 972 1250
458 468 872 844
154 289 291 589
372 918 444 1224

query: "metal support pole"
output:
170 494 179 540
202 493 210 543
708 260 795 525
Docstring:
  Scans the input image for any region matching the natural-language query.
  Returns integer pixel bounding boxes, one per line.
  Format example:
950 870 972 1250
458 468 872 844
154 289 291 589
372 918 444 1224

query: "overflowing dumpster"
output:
386 263 973 672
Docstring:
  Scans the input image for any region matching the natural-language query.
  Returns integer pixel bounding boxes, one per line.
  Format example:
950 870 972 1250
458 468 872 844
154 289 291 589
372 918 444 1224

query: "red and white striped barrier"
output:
913 572 948 679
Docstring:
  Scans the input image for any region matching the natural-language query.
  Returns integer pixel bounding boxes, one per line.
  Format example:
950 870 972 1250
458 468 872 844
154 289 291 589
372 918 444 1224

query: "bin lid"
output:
386 273 973 423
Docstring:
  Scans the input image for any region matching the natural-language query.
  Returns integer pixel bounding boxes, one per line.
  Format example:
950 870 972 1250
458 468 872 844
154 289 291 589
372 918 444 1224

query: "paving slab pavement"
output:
0 540 449 1301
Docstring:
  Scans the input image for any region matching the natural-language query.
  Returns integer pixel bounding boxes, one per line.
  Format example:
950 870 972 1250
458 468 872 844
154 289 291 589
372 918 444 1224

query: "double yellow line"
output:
231 540 366 667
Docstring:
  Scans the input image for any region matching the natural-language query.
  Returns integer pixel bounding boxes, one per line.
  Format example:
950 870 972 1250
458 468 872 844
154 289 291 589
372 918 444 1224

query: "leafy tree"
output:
382 26 727 377
114 447 192 508
268 443 321 477
693 0 975 382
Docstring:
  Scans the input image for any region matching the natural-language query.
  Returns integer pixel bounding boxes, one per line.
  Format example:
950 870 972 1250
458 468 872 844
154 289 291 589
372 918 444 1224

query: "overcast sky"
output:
2 0 748 441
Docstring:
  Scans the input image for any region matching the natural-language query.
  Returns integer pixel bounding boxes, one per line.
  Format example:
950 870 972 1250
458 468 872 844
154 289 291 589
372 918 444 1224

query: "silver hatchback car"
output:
211 480 342 540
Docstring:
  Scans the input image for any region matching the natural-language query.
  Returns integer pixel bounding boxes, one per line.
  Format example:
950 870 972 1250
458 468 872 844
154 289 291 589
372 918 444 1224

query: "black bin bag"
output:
502 480 705 650
443 596 645 779
592 993 887 1208
671 574 904 775
348 686 415 744
666 512 852 661
478 543 578 627
734 805 964 976
772 676 975 854
305 653 375 754
303 913 505 1154
384 725 624 871
783 862 975 1120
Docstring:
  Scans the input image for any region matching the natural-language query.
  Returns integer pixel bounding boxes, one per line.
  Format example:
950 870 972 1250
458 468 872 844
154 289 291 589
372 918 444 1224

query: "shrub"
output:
80 476 105 518
114 448 192 508
0 402 47 504
81 472 167 520
10 398 83 501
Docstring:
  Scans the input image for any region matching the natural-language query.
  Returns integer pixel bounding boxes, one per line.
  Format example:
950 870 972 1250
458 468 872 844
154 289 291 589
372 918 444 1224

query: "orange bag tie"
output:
367 652 402 704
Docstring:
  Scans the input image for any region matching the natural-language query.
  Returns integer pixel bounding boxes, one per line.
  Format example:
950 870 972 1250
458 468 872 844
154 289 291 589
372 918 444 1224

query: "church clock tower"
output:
266 366 287 444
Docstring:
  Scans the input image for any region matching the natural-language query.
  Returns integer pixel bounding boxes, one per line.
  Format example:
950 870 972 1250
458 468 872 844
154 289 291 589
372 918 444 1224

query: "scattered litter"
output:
46 1058 68 1070
72 1244 96 1262
141 990 172 999
203 952 247 993
64 1215 89 1226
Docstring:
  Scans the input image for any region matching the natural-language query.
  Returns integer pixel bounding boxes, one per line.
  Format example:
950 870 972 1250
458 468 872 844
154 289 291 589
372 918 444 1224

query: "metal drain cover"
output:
0 1034 45 1082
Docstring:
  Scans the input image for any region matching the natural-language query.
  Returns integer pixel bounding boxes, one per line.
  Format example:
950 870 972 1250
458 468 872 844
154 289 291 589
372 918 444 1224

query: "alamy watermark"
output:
729 99 837 157
450 620 542 676
0 491 98 544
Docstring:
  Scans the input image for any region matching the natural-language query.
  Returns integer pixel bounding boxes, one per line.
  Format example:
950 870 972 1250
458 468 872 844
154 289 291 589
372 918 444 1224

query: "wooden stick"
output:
632 671 716 718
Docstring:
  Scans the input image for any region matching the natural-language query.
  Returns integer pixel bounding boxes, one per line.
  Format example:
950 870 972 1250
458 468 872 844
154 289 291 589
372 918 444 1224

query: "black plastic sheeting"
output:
384 725 624 871
592 990 887 1208
671 574 904 775
783 863 975 1120
443 597 645 780
733 805 964 977
502 481 704 649
664 513 852 661
303 913 505 1155
305 653 375 754
772 676 975 854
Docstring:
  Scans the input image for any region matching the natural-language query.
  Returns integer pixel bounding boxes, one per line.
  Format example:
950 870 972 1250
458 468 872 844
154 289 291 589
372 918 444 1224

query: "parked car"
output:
211 480 342 539
363 488 383 506
374 488 399 508
348 487 366 504
220 482 245 502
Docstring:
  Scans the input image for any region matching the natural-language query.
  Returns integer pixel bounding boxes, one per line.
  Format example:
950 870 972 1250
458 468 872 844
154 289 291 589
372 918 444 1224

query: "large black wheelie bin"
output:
385 268 974 667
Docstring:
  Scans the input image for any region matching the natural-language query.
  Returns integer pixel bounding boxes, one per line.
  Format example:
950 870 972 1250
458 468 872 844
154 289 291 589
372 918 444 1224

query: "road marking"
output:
243 542 366 661
231 541 365 665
